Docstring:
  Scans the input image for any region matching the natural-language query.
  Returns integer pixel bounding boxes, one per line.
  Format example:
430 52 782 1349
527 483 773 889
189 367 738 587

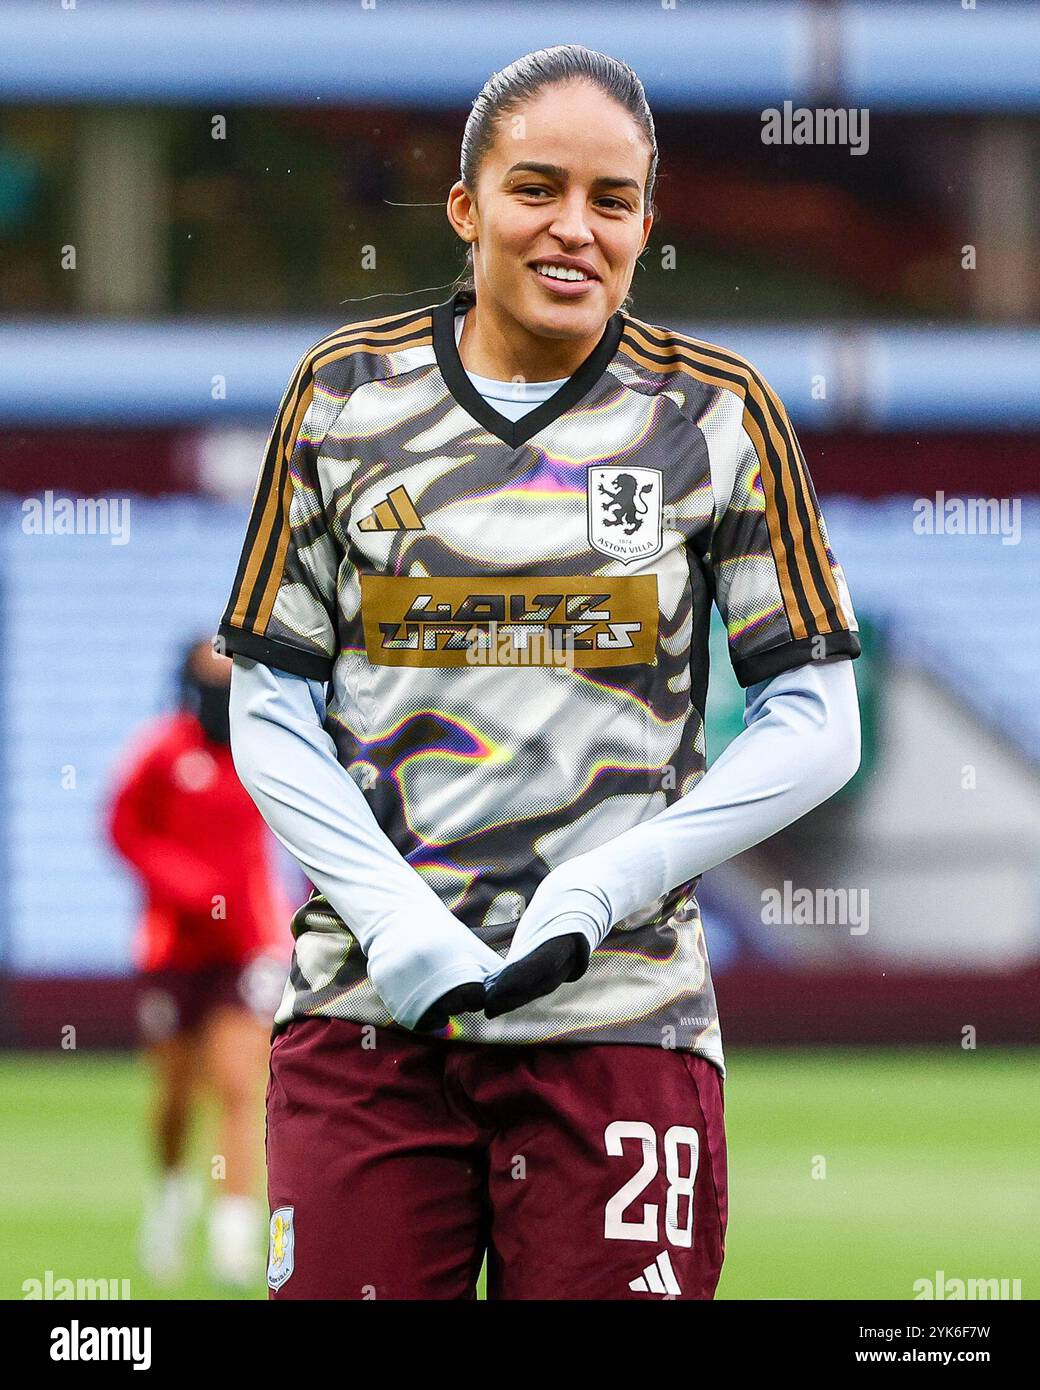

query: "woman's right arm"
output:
228 655 502 1030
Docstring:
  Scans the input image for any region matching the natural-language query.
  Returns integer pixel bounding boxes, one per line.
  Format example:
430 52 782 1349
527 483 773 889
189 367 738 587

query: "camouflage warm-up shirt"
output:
219 287 860 1074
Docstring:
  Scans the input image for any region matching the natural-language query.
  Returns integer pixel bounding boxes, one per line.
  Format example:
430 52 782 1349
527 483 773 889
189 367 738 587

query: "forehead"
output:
486 81 649 175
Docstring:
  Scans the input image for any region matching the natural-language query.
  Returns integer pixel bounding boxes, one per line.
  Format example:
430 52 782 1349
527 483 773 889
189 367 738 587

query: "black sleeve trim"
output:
732 630 861 689
216 623 333 682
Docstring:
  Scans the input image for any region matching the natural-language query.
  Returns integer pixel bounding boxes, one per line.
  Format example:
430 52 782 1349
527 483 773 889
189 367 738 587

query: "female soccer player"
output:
108 640 289 1287
219 45 861 1300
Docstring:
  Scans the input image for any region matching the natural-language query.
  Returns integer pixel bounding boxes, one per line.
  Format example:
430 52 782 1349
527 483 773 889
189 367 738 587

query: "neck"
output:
456 291 608 383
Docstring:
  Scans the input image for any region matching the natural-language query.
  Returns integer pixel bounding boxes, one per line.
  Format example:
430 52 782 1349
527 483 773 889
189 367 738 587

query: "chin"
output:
519 287 604 336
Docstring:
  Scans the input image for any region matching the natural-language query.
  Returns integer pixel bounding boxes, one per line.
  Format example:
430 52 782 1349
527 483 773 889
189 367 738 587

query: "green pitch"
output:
1 1048 1035 1301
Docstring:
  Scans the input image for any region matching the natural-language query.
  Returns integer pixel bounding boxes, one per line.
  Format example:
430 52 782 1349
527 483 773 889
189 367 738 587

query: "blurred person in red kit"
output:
107 637 293 1289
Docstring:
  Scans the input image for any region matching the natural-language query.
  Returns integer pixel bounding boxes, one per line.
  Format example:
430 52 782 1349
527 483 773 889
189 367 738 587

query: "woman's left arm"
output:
489 656 861 995
487 355 865 1017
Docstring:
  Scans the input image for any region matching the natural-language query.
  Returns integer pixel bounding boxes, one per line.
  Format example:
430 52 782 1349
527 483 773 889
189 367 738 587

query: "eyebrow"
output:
504 161 641 193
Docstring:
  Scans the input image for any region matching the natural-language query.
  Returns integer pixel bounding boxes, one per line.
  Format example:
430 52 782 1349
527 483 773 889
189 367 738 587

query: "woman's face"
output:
450 81 654 340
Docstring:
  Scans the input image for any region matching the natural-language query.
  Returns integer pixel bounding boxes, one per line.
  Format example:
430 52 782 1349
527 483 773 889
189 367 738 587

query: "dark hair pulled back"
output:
452 45 658 309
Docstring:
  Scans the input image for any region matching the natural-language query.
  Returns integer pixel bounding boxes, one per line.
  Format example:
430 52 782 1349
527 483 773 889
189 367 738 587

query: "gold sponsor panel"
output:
360 573 659 668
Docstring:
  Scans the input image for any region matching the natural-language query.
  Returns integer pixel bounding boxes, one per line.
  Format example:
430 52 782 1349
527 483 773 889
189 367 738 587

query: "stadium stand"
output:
1 495 1034 979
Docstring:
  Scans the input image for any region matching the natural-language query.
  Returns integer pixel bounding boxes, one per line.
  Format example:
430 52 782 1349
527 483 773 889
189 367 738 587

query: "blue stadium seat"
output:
0 495 1036 974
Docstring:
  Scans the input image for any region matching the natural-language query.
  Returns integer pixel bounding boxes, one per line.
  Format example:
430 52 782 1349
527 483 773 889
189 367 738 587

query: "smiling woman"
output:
446 46 658 380
218 42 862 1303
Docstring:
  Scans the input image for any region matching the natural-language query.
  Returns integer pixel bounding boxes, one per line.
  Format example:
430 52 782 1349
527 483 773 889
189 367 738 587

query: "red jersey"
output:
107 712 291 971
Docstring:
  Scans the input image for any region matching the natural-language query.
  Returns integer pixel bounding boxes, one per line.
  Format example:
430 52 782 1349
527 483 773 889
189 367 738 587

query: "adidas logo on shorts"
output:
629 1250 681 1296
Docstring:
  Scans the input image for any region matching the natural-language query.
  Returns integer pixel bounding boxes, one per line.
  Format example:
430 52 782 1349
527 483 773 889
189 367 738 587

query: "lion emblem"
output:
272 1214 288 1265
268 1206 295 1288
598 473 654 535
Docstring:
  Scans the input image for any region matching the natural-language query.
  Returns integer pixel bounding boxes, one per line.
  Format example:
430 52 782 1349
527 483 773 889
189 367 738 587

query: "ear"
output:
446 180 478 245
639 212 653 257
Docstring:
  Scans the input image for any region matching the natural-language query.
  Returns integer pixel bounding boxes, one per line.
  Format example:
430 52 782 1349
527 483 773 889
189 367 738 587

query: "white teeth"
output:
535 263 590 282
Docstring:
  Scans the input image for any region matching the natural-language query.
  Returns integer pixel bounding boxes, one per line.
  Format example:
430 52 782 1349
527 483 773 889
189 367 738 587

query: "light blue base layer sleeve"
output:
228 656 504 1029
505 658 862 964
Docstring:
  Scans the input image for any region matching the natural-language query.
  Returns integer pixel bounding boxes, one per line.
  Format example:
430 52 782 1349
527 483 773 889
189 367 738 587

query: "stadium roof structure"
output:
1 1 1038 111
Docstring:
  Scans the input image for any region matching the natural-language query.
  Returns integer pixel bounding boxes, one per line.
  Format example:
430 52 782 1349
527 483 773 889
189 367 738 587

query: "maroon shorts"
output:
136 954 286 1043
265 1017 727 1300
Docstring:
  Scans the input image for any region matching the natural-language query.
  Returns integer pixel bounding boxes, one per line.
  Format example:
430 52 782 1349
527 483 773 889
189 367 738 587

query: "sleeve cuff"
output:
216 623 333 682
732 630 861 689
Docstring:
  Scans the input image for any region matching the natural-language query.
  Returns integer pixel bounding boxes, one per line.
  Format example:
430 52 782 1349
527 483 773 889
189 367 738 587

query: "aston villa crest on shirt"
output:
588 466 663 563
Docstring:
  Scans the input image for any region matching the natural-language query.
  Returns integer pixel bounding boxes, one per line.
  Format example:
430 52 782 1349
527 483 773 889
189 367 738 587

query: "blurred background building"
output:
0 0 1037 1045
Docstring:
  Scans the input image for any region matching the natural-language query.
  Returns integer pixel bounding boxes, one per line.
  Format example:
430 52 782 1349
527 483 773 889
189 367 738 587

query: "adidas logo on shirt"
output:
357 485 425 532
629 1250 682 1296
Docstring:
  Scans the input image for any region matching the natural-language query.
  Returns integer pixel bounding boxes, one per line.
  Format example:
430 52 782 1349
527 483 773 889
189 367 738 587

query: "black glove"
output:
483 933 591 1020
414 981 488 1033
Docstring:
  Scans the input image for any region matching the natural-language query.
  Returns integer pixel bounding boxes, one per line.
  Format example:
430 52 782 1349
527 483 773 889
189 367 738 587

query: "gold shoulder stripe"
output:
619 320 847 640
618 324 808 634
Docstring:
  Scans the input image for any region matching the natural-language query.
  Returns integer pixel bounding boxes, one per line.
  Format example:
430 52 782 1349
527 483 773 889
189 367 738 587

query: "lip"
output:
529 259 600 297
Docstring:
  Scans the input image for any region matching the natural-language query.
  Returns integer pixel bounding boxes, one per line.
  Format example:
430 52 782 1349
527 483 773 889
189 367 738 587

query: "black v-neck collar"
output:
432 287 625 450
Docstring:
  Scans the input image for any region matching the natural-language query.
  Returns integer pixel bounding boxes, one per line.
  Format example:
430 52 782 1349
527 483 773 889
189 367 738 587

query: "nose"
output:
548 190 594 246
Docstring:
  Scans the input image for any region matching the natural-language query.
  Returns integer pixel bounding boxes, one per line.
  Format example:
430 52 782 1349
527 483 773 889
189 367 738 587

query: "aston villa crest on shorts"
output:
588 466 663 563
268 1206 295 1290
